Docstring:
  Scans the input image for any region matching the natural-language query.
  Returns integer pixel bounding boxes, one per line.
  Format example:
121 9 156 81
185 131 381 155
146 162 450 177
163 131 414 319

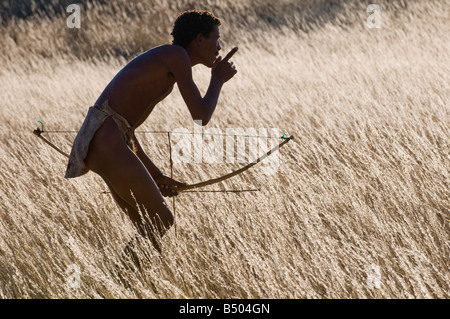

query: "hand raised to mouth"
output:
212 47 239 82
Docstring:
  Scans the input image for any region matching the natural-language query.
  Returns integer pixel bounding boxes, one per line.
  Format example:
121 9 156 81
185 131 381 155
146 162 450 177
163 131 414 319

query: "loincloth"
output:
64 100 137 178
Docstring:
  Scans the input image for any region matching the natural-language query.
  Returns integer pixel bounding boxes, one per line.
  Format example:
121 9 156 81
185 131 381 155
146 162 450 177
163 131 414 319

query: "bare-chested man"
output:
65 10 238 252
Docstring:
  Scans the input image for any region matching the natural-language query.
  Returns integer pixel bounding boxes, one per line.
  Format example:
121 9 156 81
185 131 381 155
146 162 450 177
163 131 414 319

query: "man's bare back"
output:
95 45 178 128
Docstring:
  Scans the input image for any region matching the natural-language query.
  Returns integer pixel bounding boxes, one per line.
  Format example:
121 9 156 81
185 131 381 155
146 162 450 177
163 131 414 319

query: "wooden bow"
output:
177 135 293 192
32 123 293 192
33 127 70 158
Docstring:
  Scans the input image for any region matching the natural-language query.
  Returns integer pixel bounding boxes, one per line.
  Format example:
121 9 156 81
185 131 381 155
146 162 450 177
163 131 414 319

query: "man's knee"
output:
159 209 174 230
143 207 174 235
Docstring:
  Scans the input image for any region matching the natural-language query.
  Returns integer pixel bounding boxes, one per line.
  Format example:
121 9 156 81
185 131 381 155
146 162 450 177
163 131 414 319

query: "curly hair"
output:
171 10 221 48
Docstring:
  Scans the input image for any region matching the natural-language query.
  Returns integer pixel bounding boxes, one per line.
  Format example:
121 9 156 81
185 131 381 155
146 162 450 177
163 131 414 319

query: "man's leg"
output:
85 117 173 249
103 179 162 256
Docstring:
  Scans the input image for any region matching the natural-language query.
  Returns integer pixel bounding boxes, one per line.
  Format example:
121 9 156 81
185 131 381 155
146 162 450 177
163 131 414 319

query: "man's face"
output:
201 25 221 67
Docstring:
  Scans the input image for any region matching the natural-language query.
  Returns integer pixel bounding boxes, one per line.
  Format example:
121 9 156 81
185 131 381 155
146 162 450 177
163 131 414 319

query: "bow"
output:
33 123 70 158
177 135 293 192
32 122 293 192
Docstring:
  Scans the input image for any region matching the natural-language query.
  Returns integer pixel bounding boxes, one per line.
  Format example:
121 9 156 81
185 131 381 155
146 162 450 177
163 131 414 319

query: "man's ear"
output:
195 33 204 46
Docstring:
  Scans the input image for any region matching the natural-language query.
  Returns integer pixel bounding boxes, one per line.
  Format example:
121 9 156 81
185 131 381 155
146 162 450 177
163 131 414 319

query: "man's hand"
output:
212 47 238 83
154 174 186 197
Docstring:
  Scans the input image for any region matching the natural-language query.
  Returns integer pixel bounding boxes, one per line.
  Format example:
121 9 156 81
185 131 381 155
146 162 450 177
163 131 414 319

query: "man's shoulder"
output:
154 45 190 72
154 44 188 59
134 45 189 71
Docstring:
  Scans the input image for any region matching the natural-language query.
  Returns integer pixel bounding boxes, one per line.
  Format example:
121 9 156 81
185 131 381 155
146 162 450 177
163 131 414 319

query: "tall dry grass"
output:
0 0 448 298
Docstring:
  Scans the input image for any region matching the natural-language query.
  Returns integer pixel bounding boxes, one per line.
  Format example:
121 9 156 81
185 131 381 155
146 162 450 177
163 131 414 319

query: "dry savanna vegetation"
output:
0 0 448 298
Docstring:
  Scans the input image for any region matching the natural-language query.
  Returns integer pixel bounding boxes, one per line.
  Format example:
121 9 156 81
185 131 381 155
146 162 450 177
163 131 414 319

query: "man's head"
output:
171 10 222 67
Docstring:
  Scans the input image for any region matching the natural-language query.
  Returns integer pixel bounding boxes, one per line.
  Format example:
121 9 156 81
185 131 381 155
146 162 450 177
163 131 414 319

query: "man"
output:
64 10 238 252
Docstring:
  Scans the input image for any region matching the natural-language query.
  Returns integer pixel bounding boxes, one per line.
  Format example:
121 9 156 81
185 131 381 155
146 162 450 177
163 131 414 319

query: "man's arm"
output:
168 47 237 125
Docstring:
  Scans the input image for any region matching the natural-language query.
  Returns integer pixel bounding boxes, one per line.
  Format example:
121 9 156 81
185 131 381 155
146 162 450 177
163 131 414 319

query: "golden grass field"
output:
0 0 448 298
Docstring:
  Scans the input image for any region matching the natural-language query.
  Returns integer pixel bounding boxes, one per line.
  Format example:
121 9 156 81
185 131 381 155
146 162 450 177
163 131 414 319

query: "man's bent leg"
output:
102 179 162 255
85 118 174 246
